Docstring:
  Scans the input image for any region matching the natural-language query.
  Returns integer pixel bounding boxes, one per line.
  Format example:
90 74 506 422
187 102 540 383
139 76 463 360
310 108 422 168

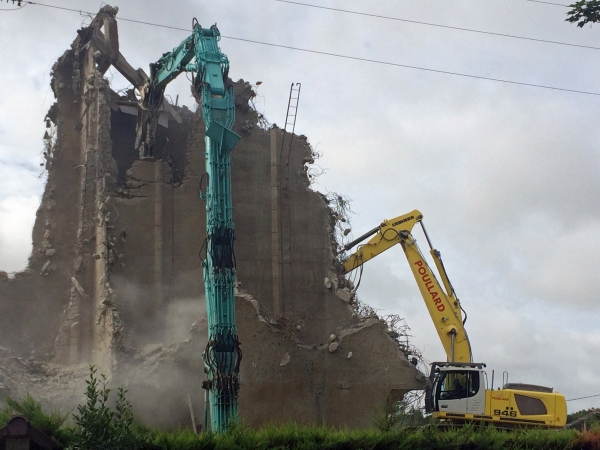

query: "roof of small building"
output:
0 416 62 450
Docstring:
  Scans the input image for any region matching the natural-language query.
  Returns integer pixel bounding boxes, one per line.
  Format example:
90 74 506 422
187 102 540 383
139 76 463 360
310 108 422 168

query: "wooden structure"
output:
0 416 61 450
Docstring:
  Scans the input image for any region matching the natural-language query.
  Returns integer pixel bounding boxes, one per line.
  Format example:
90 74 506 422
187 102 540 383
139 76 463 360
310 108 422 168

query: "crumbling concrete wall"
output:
0 7 428 429
236 295 425 428
0 15 118 364
116 294 426 429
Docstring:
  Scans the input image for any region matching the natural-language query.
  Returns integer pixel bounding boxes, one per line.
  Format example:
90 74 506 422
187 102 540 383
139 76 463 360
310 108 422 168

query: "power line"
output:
220 36 600 96
275 0 600 51
567 393 600 401
12 0 600 97
18 1 191 31
524 0 570 6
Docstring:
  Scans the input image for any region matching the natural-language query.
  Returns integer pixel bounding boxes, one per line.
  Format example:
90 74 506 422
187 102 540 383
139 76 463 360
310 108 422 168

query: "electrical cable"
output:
10 0 600 97
567 393 600 401
524 0 569 6
275 0 599 51
224 36 600 96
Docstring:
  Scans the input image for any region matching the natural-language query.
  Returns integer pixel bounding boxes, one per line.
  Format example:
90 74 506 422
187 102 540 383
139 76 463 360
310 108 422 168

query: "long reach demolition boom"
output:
137 21 241 433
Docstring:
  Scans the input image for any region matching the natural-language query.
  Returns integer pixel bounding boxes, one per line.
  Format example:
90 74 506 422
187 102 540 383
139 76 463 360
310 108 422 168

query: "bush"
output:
571 428 600 450
68 365 137 450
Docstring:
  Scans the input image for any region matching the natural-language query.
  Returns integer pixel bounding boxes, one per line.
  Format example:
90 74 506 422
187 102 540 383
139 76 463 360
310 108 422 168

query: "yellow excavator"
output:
341 210 567 428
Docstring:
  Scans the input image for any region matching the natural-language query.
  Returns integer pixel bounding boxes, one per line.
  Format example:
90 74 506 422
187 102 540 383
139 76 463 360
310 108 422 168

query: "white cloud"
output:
0 195 39 272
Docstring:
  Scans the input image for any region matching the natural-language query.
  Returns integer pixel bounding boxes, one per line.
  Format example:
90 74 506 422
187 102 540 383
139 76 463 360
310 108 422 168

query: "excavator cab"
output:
427 362 487 416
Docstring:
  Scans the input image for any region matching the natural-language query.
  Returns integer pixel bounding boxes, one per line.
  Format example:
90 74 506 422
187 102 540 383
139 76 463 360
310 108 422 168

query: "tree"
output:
566 1 600 27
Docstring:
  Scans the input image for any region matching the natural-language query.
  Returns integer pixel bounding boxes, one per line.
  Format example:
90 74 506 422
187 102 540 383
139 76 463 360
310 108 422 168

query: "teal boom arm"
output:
137 22 241 433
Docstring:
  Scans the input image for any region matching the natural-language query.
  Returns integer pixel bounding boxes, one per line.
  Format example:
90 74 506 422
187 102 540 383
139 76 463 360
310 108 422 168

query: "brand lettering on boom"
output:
414 260 445 311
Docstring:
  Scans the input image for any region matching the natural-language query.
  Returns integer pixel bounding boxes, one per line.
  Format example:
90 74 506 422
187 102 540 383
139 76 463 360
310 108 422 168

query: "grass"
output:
142 422 580 450
1 391 596 449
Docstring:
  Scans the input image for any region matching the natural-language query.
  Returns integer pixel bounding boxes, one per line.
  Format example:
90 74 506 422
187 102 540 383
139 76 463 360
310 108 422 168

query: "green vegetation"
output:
67 365 138 450
1 369 599 449
568 408 600 427
0 392 70 444
566 0 600 27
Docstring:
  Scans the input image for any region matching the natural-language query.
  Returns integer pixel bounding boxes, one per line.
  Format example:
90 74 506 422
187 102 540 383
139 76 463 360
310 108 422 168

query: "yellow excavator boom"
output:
342 210 422 273
342 209 471 363
400 233 471 363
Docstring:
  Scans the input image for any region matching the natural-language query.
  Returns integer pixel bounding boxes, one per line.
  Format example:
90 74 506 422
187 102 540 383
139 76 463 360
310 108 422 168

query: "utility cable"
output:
275 0 600 51
524 0 569 6
567 393 600 401
223 35 600 96
10 0 600 97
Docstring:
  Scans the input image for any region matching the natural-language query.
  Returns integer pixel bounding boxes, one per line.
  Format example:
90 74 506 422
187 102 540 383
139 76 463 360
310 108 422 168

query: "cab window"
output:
438 370 480 400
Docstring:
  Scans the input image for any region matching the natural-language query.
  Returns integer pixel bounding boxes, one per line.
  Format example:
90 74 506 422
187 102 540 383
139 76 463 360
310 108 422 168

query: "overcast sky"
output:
1 0 599 412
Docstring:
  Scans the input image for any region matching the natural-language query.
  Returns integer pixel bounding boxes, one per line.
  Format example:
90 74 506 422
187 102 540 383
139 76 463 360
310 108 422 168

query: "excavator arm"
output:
341 210 423 273
342 210 472 363
136 21 238 158
136 22 241 432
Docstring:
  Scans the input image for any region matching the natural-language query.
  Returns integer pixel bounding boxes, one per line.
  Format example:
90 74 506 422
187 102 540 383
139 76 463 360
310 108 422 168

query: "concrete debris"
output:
335 287 354 303
337 380 351 390
0 346 88 412
136 343 163 360
241 119 254 133
279 352 290 366
328 342 339 353
324 277 332 289
329 334 336 343
347 351 353 359
40 260 51 274
71 277 85 296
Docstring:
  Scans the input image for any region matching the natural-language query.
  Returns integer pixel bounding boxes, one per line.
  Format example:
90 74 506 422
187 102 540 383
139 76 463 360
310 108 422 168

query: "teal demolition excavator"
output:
135 21 241 432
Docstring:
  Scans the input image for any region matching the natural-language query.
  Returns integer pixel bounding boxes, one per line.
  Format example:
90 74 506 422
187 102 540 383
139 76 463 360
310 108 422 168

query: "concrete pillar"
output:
74 47 98 364
92 171 111 368
65 42 114 369
270 129 282 314
154 161 164 308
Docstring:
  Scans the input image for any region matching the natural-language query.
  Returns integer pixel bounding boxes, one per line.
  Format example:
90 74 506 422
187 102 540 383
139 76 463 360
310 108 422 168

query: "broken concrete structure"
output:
0 6 427 429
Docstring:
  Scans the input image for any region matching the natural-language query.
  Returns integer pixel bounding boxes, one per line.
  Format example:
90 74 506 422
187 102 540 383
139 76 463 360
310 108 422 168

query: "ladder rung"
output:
283 82 301 137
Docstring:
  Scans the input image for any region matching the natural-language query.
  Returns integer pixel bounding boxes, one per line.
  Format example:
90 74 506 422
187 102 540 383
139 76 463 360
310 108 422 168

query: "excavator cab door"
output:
434 368 485 415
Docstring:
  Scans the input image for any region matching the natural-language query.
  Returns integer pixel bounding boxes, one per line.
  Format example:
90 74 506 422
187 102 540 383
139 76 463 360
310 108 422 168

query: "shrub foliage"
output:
2 369 598 449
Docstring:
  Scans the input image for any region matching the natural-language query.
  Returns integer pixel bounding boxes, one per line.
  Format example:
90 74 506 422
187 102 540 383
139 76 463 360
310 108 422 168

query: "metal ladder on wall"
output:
280 83 301 164
279 82 301 313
